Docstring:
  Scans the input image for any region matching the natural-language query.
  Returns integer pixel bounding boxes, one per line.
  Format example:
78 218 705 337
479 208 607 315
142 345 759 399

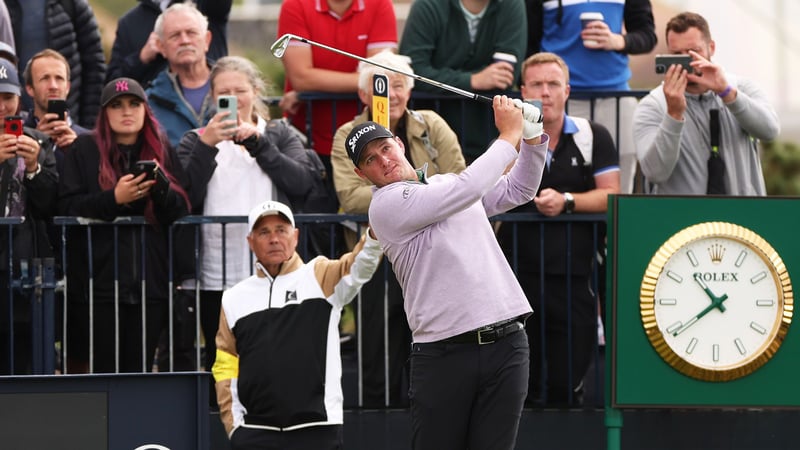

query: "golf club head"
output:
270 34 295 58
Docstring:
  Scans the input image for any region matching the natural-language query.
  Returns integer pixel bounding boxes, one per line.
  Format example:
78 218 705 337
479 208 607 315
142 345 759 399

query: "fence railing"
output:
2 212 607 408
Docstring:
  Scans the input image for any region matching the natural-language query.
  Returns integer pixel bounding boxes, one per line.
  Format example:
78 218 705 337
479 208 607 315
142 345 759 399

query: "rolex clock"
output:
640 222 793 382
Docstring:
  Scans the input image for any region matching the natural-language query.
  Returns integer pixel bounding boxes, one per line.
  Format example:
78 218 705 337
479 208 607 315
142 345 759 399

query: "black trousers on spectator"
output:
409 330 529 450
200 289 223 409
230 424 342 450
358 259 411 407
520 272 598 406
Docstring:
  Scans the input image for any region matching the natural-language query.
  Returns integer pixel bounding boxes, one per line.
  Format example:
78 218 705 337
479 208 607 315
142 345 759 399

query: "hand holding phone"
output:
655 54 693 74
4 116 23 137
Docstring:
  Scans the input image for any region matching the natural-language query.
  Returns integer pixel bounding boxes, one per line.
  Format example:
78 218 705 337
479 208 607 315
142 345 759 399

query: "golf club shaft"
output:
274 34 493 105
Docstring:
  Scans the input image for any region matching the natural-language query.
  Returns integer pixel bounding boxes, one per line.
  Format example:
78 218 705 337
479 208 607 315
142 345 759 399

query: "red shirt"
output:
277 0 398 156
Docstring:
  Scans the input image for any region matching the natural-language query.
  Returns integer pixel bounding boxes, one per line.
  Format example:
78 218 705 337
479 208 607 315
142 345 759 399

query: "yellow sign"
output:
371 74 389 128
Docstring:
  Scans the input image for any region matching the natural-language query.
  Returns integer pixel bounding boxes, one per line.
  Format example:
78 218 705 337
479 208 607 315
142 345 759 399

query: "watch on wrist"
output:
563 192 575 214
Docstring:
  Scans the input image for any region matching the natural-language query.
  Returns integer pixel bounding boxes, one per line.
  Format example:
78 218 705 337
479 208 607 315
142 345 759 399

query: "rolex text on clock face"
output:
640 222 792 382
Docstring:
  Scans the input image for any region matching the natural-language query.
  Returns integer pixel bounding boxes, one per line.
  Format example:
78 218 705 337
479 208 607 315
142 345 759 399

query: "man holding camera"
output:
0 56 58 374
632 11 779 196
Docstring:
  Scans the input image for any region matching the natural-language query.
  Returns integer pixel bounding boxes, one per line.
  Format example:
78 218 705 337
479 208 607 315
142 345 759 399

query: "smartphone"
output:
655 54 693 74
131 160 158 181
47 99 68 121
217 95 237 128
4 115 23 137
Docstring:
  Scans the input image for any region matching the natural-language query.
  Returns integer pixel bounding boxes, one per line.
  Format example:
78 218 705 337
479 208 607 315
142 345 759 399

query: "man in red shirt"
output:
277 0 397 178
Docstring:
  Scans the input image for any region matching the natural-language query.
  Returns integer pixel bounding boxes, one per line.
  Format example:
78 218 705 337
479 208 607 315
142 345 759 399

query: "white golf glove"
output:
513 98 544 140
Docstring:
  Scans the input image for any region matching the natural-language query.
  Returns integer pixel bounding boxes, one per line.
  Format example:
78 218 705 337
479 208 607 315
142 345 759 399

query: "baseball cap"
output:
248 200 295 232
0 58 20 96
0 41 18 65
101 77 147 107
345 121 394 166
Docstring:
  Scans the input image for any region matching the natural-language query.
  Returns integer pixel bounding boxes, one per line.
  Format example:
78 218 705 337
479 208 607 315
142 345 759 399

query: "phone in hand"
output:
131 160 159 181
217 95 237 128
47 99 68 121
655 54 693 74
4 115 23 137
131 160 170 199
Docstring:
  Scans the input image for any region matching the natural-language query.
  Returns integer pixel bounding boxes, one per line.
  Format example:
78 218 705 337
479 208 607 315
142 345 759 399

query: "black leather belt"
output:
441 317 525 345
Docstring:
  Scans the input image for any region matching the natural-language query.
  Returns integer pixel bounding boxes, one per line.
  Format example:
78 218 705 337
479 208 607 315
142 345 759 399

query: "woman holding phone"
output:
177 56 315 399
0 58 58 374
58 77 190 374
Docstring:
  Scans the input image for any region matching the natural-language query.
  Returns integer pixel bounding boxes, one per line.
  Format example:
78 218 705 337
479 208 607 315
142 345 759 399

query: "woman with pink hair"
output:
58 77 190 374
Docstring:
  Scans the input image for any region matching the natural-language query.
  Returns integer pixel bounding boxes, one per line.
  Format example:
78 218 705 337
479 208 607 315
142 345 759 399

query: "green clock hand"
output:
672 275 730 337
693 273 727 313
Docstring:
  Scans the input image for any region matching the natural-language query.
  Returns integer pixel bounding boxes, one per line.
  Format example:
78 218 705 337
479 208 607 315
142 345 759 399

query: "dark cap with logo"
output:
101 77 147 107
345 121 394 166
0 58 20 96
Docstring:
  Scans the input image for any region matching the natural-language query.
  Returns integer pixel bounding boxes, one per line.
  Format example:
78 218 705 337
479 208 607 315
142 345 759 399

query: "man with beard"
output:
633 11 779 195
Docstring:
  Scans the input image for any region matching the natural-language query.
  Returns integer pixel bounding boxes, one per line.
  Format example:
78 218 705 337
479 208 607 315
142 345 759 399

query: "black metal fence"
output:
2 90 646 410
2 212 607 408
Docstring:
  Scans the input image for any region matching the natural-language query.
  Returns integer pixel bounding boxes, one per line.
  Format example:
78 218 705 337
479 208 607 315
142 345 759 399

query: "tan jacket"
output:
331 108 467 214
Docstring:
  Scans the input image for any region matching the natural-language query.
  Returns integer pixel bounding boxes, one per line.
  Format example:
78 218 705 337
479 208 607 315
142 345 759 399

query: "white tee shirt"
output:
200 116 276 289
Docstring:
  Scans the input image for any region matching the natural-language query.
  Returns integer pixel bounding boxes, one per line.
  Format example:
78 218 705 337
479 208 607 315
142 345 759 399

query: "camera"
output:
655 54 693 74
4 116 23 137
219 98 229 108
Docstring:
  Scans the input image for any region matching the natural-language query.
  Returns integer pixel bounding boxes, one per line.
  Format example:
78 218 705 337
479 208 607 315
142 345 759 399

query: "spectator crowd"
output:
0 1 780 449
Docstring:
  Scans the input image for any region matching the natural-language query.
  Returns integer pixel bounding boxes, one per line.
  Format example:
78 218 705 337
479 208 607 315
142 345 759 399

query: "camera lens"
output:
10 123 18 131
219 99 228 107
655 65 666 74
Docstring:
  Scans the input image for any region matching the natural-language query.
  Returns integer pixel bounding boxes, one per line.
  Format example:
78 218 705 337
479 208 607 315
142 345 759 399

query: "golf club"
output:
270 33 493 105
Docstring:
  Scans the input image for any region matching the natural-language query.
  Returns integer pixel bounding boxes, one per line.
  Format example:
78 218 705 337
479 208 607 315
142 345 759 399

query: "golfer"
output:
346 95 547 450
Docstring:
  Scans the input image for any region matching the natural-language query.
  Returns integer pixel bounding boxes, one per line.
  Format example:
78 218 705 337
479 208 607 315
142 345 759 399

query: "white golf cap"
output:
248 200 295 231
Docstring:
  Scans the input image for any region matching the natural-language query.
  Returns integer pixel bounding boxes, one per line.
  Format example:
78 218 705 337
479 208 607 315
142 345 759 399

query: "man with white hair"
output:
212 200 382 449
330 50 466 407
146 2 214 147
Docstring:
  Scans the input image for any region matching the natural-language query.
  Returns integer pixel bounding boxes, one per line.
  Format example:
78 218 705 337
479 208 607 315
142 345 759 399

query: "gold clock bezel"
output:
640 221 793 382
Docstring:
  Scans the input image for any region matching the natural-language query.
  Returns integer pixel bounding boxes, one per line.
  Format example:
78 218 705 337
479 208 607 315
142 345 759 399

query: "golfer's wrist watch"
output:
563 192 575 214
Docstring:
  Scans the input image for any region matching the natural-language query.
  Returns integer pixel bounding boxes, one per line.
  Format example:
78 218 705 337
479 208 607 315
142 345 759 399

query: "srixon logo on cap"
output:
348 124 377 152
115 80 130 92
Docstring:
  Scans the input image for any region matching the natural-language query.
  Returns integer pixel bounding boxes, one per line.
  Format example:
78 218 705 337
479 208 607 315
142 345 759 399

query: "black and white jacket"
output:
212 232 382 436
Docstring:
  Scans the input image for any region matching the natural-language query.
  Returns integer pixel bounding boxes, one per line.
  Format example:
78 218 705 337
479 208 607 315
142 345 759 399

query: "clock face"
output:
640 222 793 382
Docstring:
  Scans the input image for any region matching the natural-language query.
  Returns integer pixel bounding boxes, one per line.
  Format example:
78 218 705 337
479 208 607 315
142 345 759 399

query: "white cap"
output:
247 200 295 231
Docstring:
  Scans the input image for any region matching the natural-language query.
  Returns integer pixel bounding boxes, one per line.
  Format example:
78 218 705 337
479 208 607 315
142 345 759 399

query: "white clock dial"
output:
640 222 793 382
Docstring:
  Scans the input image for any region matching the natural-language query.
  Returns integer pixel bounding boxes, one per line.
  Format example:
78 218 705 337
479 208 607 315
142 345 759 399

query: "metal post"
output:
42 257 56 374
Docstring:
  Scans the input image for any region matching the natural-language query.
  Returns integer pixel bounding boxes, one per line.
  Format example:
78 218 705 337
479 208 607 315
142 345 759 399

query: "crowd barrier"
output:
1 211 606 408
2 90 644 410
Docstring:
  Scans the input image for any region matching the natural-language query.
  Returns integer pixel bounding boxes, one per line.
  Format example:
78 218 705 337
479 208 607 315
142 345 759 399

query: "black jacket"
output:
57 134 189 303
6 0 106 127
106 0 232 87
0 127 57 276
0 127 56 329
